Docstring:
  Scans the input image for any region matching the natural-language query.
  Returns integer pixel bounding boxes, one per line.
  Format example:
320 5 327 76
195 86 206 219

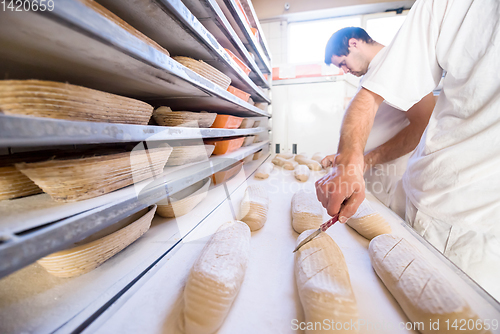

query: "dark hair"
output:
324 27 374 65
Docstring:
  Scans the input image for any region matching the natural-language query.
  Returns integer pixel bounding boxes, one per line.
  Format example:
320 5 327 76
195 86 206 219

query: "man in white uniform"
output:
322 27 435 218
316 0 500 299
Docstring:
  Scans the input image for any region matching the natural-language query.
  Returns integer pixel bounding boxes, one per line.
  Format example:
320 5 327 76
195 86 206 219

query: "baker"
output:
322 27 435 219
316 0 500 299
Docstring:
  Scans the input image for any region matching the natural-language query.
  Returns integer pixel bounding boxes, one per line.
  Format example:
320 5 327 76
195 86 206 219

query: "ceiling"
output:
253 0 415 21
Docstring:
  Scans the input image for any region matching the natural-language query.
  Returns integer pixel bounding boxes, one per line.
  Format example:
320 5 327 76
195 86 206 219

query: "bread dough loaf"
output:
346 200 391 239
291 189 323 233
277 153 294 159
306 160 322 171
183 221 251 334
254 162 273 179
239 184 269 231
311 152 326 164
283 159 299 170
369 234 490 334
295 154 310 164
294 165 310 182
272 156 287 166
295 230 359 333
295 154 322 170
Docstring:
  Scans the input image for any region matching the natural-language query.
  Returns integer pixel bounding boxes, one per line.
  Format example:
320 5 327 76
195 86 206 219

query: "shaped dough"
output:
311 152 326 164
369 234 490 334
346 200 391 240
294 165 310 182
277 153 294 159
291 189 323 233
255 162 273 179
283 159 299 170
272 156 287 166
295 154 322 170
239 184 269 231
183 221 251 334
295 230 359 333
295 154 310 164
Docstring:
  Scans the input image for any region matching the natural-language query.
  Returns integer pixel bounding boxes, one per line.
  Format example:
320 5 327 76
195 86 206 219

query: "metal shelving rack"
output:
0 0 273 331
0 0 270 117
182 0 271 86
97 0 270 103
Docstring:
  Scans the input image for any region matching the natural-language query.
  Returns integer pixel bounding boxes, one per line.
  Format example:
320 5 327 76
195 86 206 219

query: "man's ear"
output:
348 38 358 48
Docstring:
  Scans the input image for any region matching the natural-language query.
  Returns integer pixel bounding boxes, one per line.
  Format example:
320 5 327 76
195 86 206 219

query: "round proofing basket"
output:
37 205 157 278
153 107 217 128
0 80 154 124
173 56 231 90
156 178 211 218
16 146 172 203
166 145 215 166
0 166 42 200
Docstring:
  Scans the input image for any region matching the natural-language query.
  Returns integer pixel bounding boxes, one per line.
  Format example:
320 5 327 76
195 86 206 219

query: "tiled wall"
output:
260 20 288 65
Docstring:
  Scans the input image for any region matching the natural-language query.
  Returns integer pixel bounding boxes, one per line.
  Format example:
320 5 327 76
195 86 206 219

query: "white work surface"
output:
91 164 500 334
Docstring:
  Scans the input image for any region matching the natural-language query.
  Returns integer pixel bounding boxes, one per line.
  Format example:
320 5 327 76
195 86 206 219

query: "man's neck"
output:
366 42 385 63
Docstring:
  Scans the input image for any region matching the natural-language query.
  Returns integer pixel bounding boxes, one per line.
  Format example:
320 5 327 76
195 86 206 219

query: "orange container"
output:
211 114 243 129
250 28 260 42
211 161 243 185
224 48 251 75
205 137 245 155
227 86 251 102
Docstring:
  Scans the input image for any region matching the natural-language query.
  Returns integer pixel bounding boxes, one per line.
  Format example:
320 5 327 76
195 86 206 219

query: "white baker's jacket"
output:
361 0 500 300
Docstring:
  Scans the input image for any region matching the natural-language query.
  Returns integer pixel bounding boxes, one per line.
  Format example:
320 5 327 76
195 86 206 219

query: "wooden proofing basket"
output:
166 145 215 166
37 205 157 278
156 178 211 218
173 56 231 90
16 146 172 202
0 80 154 124
0 166 42 200
153 107 216 128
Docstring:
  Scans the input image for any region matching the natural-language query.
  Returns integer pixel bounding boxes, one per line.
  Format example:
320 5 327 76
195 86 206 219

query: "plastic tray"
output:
211 114 243 129
227 86 251 102
204 137 245 155
224 48 251 76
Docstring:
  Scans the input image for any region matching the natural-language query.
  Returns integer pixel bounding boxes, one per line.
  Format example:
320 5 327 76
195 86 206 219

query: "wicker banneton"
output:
242 136 255 147
153 107 216 128
80 0 170 56
253 150 263 160
173 56 231 90
211 161 243 185
0 166 42 200
166 145 215 166
239 118 255 129
156 178 211 218
37 205 157 278
0 80 154 124
16 146 172 202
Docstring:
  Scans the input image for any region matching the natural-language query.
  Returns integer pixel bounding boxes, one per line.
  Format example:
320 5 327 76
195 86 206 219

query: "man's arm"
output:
316 87 383 222
364 92 435 168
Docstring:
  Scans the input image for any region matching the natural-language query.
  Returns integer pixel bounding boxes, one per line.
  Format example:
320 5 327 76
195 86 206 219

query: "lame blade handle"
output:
320 214 339 232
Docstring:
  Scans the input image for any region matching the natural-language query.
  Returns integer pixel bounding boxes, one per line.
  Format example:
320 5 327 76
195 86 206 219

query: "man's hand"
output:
320 154 337 168
315 154 366 223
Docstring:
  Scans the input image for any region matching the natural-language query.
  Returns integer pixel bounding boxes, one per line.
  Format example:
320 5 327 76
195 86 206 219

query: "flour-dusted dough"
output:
311 152 326 164
291 189 323 233
295 154 322 170
239 184 269 231
277 153 294 159
294 165 310 182
306 160 322 171
283 159 299 170
255 162 273 179
295 154 310 164
346 200 391 240
272 156 287 167
295 230 359 333
183 221 251 334
369 234 490 334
